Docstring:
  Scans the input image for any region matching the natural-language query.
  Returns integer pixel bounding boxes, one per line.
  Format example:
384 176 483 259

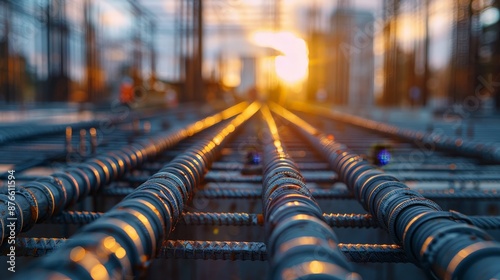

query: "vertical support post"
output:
422 0 430 106
150 20 156 83
193 0 203 102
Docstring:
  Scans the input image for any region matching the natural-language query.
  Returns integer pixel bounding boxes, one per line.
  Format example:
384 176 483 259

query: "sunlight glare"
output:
251 31 308 84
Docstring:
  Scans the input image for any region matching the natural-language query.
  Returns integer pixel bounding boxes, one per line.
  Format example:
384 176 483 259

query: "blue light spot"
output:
251 153 261 164
247 151 261 165
377 149 391 166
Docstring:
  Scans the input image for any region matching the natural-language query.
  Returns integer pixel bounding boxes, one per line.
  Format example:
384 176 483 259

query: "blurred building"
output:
306 0 500 112
336 9 374 108
238 57 257 96
0 0 156 104
475 1 500 112
378 0 500 112
307 4 375 107
376 0 428 107
307 30 327 102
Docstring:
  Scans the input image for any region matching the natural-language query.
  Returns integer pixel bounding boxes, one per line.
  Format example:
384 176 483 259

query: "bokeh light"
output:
376 149 391 166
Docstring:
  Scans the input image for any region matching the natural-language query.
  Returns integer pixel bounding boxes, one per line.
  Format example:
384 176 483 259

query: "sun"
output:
251 31 309 84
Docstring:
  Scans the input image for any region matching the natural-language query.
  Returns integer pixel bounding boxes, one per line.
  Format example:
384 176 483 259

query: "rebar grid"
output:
260 105 360 279
47 211 500 230
2 238 409 263
11 103 260 279
2 102 500 280
271 103 500 280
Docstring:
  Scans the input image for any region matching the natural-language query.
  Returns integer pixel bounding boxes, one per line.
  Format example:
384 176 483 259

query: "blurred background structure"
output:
0 0 498 112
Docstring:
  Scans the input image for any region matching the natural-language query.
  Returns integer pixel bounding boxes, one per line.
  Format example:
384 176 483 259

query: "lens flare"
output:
251 31 309 84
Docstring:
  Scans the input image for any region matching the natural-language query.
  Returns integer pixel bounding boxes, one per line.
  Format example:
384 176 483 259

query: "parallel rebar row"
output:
289 102 500 163
203 172 500 184
273 104 500 280
0 102 248 246
161 241 407 264
0 119 105 146
166 187 500 201
0 105 185 146
260 106 360 280
3 102 500 279
159 240 267 261
48 210 500 230
13 103 260 279
2 238 408 263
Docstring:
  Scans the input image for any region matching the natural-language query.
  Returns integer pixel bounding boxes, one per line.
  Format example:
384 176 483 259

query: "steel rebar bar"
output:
260 105 360 279
272 103 500 280
1 238 408 263
12 103 260 279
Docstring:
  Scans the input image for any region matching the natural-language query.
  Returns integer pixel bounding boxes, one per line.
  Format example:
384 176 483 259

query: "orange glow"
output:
397 13 425 44
90 264 108 280
222 57 242 88
308 261 325 274
70 246 86 262
124 225 139 241
103 236 116 249
222 73 241 88
251 31 309 84
115 247 127 259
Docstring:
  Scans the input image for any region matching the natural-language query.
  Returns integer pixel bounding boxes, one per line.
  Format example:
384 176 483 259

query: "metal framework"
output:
0 102 500 279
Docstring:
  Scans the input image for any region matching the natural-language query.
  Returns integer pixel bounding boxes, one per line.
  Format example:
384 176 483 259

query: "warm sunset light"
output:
252 31 309 84
4 1 500 279
222 56 242 88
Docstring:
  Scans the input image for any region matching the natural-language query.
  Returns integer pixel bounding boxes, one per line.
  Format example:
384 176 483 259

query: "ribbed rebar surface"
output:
2 102 500 280
2 238 409 263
